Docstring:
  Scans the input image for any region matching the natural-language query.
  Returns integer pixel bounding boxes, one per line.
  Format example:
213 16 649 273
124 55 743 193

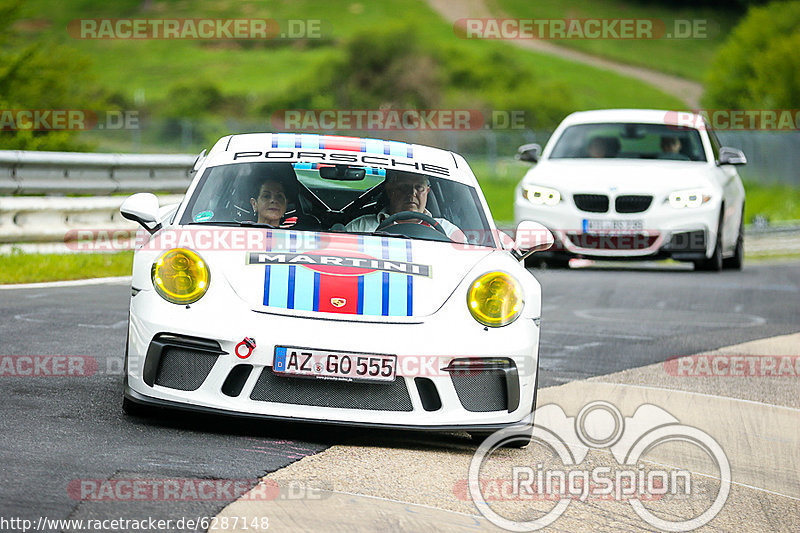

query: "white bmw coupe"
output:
514 109 746 271
120 133 553 441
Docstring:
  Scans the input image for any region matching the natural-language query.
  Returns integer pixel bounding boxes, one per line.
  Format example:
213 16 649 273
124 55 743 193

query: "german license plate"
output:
272 346 397 382
583 219 644 233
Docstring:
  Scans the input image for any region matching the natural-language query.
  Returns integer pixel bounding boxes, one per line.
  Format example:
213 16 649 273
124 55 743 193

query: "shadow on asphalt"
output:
121 403 478 454
530 261 726 274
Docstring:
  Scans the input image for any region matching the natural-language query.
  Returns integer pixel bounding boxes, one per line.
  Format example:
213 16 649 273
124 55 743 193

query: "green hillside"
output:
12 0 691 153
492 0 741 81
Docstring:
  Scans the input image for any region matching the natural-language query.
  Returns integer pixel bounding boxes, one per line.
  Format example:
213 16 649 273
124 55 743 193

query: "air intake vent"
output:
615 195 653 213
154 347 218 391
250 370 413 411
573 194 609 213
451 371 508 412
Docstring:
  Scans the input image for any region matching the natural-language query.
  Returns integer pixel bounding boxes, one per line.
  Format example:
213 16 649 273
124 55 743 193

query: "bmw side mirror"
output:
512 221 554 261
718 147 746 166
516 143 541 163
121 193 162 234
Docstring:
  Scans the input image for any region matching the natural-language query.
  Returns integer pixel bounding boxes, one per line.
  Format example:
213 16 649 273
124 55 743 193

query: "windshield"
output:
549 123 707 162
179 161 495 247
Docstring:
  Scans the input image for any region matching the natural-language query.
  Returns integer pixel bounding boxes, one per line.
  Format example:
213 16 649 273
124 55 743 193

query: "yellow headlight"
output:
467 272 523 327
151 248 210 304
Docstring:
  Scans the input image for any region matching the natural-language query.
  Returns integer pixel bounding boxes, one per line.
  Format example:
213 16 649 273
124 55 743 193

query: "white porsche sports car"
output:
514 109 747 271
120 133 553 439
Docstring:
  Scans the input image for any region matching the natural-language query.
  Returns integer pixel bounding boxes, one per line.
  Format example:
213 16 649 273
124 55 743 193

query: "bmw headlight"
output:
467 272 523 327
523 185 561 206
151 248 210 304
668 189 712 209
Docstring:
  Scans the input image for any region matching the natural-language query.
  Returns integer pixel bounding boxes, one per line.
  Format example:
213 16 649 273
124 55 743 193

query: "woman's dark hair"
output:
250 163 299 201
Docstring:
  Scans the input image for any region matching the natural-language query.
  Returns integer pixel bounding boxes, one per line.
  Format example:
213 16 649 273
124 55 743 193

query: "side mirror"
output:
512 220 554 261
718 147 746 166
516 143 541 163
121 193 162 234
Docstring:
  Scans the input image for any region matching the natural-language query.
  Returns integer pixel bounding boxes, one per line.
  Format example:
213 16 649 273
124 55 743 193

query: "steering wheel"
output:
375 211 447 236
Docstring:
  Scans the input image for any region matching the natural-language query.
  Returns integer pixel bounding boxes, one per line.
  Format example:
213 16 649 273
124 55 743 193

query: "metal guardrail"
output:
0 150 195 195
0 195 184 244
0 150 798 254
0 149 193 246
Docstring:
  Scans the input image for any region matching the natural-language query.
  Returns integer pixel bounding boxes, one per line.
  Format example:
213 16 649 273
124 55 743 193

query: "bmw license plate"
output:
272 346 397 382
583 219 644 234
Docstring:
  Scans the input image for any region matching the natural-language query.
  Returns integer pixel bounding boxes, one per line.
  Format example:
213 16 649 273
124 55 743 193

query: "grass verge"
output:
746 251 800 261
742 181 800 223
0 251 133 284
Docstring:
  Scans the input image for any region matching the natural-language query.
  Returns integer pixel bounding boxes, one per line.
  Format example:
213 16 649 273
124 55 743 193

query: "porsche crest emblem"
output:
330 297 347 308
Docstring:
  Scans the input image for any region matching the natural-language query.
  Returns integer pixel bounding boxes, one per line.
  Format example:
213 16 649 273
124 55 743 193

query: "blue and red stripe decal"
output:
261 232 415 316
271 133 413 158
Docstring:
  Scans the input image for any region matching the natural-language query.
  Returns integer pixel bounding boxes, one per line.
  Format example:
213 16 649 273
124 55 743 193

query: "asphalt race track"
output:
0 260 798 529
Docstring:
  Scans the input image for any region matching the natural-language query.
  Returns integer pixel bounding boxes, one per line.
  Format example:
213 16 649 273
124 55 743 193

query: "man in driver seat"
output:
345 170 465 241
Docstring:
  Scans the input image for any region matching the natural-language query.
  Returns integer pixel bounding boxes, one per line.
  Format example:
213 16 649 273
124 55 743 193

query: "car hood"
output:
523 159 717 195
198 230 494 321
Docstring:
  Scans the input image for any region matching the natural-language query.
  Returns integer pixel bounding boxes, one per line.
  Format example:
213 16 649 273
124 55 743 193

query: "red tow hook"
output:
235 337 256 359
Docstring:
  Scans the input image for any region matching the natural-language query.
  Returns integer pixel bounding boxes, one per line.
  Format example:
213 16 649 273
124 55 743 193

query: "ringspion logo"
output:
469 401 730 531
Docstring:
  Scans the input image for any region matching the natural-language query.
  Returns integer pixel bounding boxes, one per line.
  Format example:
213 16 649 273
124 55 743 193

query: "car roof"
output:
203 133 474 185
559 109 707 129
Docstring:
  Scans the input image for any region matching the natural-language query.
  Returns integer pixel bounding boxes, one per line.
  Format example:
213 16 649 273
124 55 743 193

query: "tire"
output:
723 212 744 270
525 255 570 269
524 255 545 269
694 212 724 272
544 257 571 269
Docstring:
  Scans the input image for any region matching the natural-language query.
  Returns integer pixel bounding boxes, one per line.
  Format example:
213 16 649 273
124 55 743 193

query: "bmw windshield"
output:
549 123 707 161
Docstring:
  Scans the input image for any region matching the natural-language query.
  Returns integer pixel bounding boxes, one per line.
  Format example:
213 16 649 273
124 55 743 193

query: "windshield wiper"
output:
186 221 277 229
370 230 411 239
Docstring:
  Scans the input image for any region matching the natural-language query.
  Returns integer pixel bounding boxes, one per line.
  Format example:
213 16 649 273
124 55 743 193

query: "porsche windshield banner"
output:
231 133 451 176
